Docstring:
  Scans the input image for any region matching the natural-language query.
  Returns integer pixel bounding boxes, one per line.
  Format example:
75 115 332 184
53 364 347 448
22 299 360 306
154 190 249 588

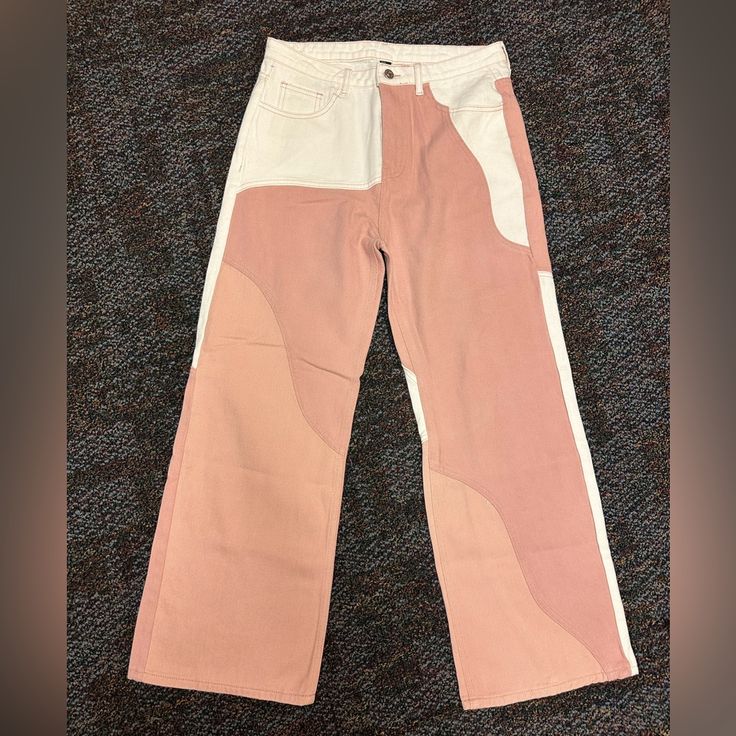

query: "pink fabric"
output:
129 368 197 675
425 465 626 708
223 185 384 455
129 264 350 702
377 83 632 686
129 62 635 708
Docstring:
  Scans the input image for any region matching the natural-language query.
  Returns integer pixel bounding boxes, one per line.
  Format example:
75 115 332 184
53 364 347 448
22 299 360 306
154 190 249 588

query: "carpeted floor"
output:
67 1 669 733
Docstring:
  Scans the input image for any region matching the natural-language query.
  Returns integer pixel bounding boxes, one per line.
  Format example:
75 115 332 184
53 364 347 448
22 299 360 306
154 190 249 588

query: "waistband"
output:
262 37 511 88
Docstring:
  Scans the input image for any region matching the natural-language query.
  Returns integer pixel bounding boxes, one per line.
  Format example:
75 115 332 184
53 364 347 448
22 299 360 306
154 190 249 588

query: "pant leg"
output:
378 75 638 708
128 57 383 704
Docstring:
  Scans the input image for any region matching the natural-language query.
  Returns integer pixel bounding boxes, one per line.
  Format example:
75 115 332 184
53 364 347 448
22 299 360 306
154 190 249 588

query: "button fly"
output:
383 68 394 79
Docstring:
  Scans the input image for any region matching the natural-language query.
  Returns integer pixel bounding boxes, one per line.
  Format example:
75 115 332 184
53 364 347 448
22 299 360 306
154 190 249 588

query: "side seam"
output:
193 76 265 367
536 270 639 674
129 367 198 675
494 76 552 272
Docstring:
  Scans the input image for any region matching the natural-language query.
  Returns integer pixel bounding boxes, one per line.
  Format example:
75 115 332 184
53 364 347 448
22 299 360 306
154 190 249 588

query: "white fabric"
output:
537 271 639 674
265 37 510 86
430 72 529 248
194 40 526 366
238 60 382 190
192 74 267 366
402 366 428 442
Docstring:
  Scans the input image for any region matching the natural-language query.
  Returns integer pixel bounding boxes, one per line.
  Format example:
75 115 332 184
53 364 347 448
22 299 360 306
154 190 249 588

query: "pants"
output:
128 38 638 710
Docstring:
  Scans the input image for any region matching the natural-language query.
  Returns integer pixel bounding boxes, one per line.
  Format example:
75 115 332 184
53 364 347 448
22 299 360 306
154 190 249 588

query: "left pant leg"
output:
379 76 637 709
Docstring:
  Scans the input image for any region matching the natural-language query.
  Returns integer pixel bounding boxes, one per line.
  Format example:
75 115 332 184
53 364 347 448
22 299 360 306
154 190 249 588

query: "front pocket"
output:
427 81 531 251
430 67 507 112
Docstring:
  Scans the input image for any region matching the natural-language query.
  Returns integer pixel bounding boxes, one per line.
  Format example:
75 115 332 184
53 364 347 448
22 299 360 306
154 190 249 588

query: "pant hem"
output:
460 665 636 709
127 668 315 706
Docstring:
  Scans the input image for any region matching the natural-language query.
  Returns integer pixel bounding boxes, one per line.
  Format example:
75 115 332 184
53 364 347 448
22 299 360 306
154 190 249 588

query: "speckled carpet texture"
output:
67 1 669 733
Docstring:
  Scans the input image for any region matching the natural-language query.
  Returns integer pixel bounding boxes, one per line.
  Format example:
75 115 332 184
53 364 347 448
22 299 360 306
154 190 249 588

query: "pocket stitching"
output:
257 91 339 120
283 81 323 100
450 104 505 113
438 70 507 114
425 82 533 259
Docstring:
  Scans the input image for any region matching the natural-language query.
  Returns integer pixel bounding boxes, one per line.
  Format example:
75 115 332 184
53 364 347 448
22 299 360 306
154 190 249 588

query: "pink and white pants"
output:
128 38 638 709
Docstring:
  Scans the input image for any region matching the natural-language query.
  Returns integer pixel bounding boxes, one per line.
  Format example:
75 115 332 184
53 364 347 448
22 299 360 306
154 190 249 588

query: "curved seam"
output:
130 669 313 697
219 258 343 457
235 178 382 193
429 465 607 674
423 83 534 260
425 462 473 700
494 77 551 270
534 273 634 668
257 90 339 119
141 369 197 672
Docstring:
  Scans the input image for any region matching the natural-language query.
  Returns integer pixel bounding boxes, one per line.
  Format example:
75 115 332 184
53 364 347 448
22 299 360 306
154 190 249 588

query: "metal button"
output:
383 68 394 79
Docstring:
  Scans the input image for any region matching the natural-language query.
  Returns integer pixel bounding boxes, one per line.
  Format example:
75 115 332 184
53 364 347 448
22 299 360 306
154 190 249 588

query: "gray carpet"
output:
67 1 669 733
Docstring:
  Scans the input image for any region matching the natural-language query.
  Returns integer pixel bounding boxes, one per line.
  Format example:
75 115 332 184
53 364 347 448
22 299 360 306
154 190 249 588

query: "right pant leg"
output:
128 59 383 704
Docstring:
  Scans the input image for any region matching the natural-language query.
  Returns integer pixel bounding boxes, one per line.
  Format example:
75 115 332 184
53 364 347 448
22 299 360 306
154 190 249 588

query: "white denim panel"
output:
402 366 428 442
236 71 382 191
192 74 267 367
537 271 639 674
430 73 529 247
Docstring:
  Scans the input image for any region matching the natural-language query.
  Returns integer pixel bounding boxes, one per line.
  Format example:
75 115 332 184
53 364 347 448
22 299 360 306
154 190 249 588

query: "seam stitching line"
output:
462 666 634 703
429 465 607 674
130 670 313 698
535 272 635 669
141 369 197 673
424 84 534 259
257 91 339 120
425 464 473 700
219 259 343 457
234 178 382 194
494 77 551 270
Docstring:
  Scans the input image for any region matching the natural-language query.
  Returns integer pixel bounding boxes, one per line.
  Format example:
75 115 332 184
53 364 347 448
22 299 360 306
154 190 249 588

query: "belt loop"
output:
338 67 352 96
414 62 423 95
